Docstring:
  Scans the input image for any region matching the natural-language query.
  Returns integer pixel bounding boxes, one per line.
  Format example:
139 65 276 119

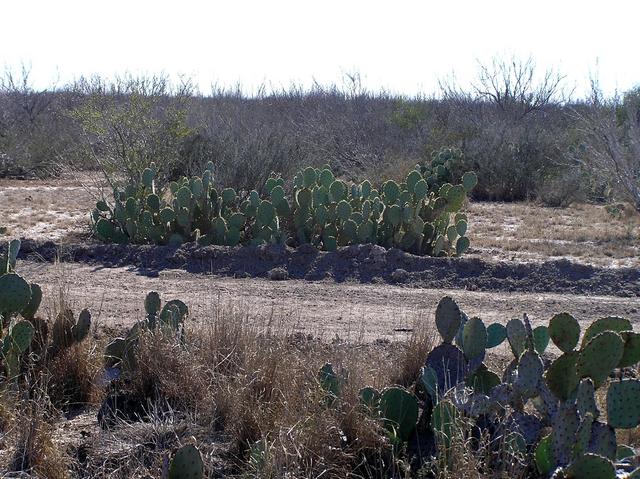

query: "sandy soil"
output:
21 259 640 342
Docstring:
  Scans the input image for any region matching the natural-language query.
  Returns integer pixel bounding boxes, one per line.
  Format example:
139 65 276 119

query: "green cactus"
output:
576 331 624 387
20 282 42 320
619 331 640 368
576 378 599 419
358 386 381 413
486 323 507 348
168 444 204 479
435 296 462 344
461 317 487 361
533 434 554 477
73 309 91 342
545 351 580 401
506 318 527 358
566 453 615 479
553 403 580 466
549 312 581 353
606 380 640 429
318 363 342 403
581 316 632 348
515 350 544 398
533 325 550 355
0 273 32 316
379 386 419 443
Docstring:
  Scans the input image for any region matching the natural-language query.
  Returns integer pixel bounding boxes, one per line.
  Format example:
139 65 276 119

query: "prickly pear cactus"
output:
606 380 640 429
168 444 204 479
0 274 32 316
576 331 624 387
435 296 462 344
549 313 580 353
378 386 419 443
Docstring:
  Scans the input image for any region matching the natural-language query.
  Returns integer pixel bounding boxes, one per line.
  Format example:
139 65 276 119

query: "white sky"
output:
1 0 638 97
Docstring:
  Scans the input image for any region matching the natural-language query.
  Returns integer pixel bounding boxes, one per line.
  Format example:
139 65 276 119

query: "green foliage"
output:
411 295 640 477
104 291 188 374
168 444 204 479
93 161 477 257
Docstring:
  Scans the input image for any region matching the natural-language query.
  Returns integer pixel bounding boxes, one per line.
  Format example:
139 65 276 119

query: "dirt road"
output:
21 259 640 342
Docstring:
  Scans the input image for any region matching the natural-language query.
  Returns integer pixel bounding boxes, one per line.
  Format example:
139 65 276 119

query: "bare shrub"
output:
574 80 640 211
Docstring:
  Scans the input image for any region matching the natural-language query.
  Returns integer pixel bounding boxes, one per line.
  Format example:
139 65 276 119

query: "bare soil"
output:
20 257 640 342
3 177 640 341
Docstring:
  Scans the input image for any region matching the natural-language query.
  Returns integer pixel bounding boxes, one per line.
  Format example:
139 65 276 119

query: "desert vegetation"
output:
1 60 639 211
0 57 639 479
1 239 640 478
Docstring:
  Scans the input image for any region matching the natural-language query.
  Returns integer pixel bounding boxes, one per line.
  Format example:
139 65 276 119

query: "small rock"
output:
268 267 288 281
391 268 410 283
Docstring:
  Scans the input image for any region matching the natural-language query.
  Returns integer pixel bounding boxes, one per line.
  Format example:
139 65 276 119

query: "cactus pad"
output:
8 319 34 353
581 316 632 348
535 434 554 476
506 411 543 445
318 363 342 399
606 379 640 429
379 386 418 442
466 366 501 396
358 386 380 413
619 331 640 368
0 273 32 314
586 421 617 460
462 317 487 361
552 403 580 466
577 331 624 387
549 312 580 353
425 344 468 393
168 444 204 479
435 296 462 344
567 453 615 479
21 282 42 319
576 378 599 419
144 292 161 317
420 366 440 400
545 351 580 401
515 350 544 398
74 309 92 342
533 325 550 354
506 318 527 358
486 323 507 348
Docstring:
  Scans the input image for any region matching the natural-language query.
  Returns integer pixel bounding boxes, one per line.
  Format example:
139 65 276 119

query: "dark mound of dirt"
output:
14 239 640 297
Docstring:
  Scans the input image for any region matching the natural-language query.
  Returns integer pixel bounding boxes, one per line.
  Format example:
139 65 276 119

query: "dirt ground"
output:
20 259 640 342
3 176 640 340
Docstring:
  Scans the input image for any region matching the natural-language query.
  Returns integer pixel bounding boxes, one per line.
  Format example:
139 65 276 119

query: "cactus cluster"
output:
314 297 640 478
291 165 475 255
93 161 477 257
0 239 92 381
105 291 189 373
92 162 289 247
416 146 471 193
0 240 39 379
426 299 640 479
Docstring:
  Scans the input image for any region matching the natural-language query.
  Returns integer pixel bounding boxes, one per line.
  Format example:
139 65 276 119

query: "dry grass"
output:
1 280 639 477
467 201 640 267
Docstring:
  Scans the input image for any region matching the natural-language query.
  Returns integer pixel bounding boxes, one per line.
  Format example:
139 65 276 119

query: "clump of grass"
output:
4 396 71 478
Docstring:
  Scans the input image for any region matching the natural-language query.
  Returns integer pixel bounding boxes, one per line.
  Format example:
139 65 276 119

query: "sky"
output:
1 0 638 98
